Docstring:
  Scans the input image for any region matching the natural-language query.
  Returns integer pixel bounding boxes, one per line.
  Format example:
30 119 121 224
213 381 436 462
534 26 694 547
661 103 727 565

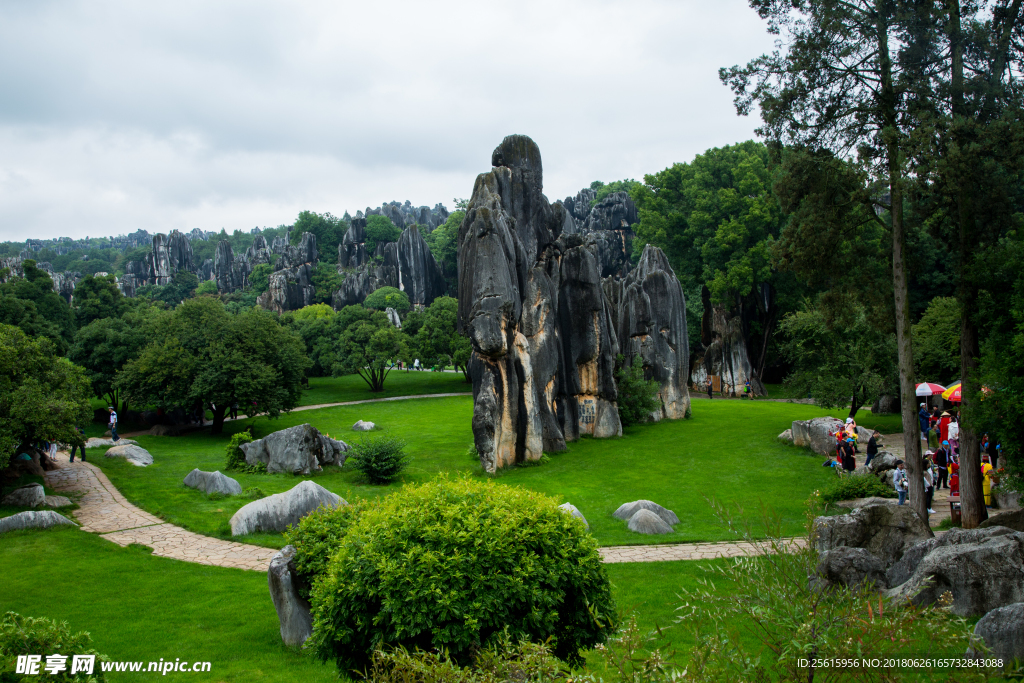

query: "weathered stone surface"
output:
240 423 349 475
85 437 137 448
980 509 1024 532
813 503 932 569
385 307 401 328
613 500 680 525
352 420 375 431
396 226 447 306
886 527 1024 617
868 451 899 474
816 546 888 589
184 469 242 496
690 292 762 397
627 509 675 534
791 417 845 456
886 527 1018 589
268 545 312 647
871 394 900 414
230 480 345 535
277 232 318 270
105 444 154 467
257 263 316 313
778 428 794 444
835 497 898 510
43 495 73 508
559 502 589 529
1 483 45 507
970 603 1024 666
992 486 1021 510
0 510 78 533
338 219 368 269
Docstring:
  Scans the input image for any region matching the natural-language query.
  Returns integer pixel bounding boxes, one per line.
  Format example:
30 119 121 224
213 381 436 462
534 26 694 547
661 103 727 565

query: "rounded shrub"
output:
308 477 616 674
821 473 897 505
224 432 252 471
285 502 366 600
363 286 410 314
347 435 409 484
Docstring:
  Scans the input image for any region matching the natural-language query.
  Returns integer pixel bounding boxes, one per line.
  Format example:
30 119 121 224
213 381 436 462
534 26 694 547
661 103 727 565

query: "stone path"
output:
599 537 807 563
45 460 276 571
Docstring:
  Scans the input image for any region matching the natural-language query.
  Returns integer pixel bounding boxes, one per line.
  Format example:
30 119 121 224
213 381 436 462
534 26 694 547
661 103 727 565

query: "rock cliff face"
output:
214 241 250 293
277 232 318 271
458 135 689 472
258 264 316 313
338 218 369 269
332 225 446 308
690 289 761 396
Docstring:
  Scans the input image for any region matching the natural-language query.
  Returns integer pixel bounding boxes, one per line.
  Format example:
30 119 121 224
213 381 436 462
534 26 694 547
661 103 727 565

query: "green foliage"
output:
363 286 410 314
589 179 639 208
0 611 108 682
310 262 344 305
423 210 463 292
291 211 346 261
364 215 402 253
0 260 75 351
614 355 661 427
308 477 617 673
241 486 266 499
284 503 365 600
334 311 407 391
0 325 91 470
414 296 471 380
347 435 409 484
224 432 253 471
71 273 124 327
135 270 200 308
820 474 897 506
248 264 273 297
194 280 218 296
913 297 961 382
292 303 334 321
69 305 159 409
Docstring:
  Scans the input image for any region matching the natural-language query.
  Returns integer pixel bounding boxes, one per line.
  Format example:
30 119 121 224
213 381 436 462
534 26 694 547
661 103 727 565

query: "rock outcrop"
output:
979 509 1024 532
1 483 45 507
352 420 375 431
970 603 1024 666
613 499 680 525
338 218 369 269
396 226 447 305
627 509 674 534
333 225 446 308
104 444 154 467
813 502 932 569
183 469 242 496
816 547 888 589
791 417 845 456
457 135 690 472
257 264 316 313
240 424 349 475
268 545 313 647
230 480 344 535
558 502 589 529
0 510 78 534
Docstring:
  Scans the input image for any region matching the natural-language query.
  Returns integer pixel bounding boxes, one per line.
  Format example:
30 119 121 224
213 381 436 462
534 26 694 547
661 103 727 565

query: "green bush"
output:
308 477 617 673
614 355 661 426
224 432 253 471
241 486 266 499
284 503 365 600
364 215 402 253
363 286 410 314
347 435 410 484
0 611 108 682
820 474 897 506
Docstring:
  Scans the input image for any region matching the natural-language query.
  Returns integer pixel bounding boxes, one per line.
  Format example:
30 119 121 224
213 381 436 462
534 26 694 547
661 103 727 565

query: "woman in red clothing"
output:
949 461 960 497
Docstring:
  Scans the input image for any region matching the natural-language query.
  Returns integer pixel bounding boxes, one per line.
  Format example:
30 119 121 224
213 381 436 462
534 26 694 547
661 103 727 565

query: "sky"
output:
0 0 776 242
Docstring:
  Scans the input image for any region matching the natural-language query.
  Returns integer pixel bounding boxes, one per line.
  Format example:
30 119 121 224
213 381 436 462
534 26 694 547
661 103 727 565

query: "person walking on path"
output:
981 454 995 507
947 417 960 455
923 456 936 515
68 426 86 462
864 430 880 467
933 442 950 490
918 403 930 445
894 460 909 505
107 406 120 442
706 376 713 400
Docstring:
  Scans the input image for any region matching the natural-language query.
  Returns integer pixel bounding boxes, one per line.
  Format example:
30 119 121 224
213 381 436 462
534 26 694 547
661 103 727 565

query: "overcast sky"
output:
0 0 775 242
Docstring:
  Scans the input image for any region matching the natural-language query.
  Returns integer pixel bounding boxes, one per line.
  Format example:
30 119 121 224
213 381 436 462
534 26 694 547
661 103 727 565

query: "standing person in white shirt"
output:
947 418 960 455
107 406 120 442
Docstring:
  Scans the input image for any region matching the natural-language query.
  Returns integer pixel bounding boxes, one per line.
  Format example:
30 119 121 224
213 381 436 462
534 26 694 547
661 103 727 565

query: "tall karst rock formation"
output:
458 135 690 472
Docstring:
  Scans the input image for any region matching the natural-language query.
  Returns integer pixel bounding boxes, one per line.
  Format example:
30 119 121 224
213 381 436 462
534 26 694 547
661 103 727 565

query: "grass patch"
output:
296 371 471 407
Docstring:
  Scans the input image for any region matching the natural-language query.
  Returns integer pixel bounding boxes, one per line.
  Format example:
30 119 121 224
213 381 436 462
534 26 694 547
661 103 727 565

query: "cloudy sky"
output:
0 0 775 242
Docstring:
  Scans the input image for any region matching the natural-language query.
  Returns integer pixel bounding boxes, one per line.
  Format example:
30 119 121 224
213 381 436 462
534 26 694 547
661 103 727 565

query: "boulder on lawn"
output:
627 509 674 534
886 527 1024 617
868 451 898 474
791 417 845 455
992 486 1020 510
559 502 589 529
813 502 932 569
240 423 350 475
979 509 1024 532
183 469 242 496
1 483 45 508
835 497 898 510
969 603 1024 667
104 444 153 466
85 437 137 448
230 480 345 536
268 545 312 647
613 500 679 525
43 495 72 508
0 510 78 534
352 420 375 431
778 428 794 444
816 547 888 589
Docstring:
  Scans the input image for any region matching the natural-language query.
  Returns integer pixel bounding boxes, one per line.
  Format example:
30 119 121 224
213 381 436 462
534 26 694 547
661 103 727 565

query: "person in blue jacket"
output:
918 403 930 442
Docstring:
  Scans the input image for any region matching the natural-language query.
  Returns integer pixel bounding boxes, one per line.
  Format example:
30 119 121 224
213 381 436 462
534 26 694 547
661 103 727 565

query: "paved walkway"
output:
599 537 807 563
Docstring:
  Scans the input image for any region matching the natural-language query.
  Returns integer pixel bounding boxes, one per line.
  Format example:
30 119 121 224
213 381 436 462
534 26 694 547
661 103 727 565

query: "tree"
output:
780 298 898 417
913 297 961 383
71 273 125 327
311 262 343 305
136 270 200 308
195 280 218 296
0 324 91 471
116 297 308 433
589 179 639 208
415 296 472 380
248 263 272 296
291 210 346 261
363 286 410 314
423 210 463 293
364 215 401 253
335 311 407 392
0 260 75 351
614 355 661 426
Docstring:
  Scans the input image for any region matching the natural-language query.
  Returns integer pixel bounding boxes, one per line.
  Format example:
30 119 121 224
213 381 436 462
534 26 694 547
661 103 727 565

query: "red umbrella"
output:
916 382 946 397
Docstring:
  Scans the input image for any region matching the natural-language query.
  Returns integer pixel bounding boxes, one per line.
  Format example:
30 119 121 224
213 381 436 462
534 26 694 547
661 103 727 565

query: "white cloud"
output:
0 0 775 241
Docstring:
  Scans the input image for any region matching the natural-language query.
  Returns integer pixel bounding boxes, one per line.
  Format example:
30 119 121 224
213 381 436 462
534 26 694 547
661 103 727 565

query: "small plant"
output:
241 486 266 499
820 473 896 506
347 435 410 484
284 502 366 600
224 432 253 471
614 354 661 427
0 611 109 681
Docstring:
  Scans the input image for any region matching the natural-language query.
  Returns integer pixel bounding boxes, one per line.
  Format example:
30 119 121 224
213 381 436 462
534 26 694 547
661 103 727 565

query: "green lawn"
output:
296 371 471 406
91 397 880 549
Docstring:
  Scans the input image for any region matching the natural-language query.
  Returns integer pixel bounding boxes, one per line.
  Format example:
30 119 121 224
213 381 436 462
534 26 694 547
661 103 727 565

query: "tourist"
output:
933 441 950 490
949 461 960 497
894 460 909 505
744 378 754 399
841 438 857 473
947 417 959 455
844 417 858 451
108 406 119 442
230 403 238 420
938 411 952 443
918 403 930 443
68 426 86 463
414 358 421 371
706 376 713 400
981 454 994 507
922 456 935 514
864 430 880 467
987 437 1000 469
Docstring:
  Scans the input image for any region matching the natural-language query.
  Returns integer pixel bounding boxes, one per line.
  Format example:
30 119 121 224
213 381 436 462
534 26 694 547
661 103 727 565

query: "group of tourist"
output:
823 417 881 473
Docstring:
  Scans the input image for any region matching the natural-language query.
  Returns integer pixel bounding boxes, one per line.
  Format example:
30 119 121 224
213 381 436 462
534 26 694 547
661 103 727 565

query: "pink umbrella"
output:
916 382 946 397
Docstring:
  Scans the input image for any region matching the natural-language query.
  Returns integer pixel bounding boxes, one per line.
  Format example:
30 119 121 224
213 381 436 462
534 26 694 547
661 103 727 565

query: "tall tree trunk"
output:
210 403 228 435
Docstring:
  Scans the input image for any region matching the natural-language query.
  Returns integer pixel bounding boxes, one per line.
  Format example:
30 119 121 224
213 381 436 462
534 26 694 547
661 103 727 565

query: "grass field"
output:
88 396 900 549
296 371 471 406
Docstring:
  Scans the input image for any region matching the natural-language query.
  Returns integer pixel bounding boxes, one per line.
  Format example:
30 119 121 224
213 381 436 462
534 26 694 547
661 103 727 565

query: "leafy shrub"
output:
363 286 410 314
614 355 661 426
0 611 108 681
347 435 410 484
194 280 218 296
364 215 402 253
284 503 365 600
224 432 253 471
308 477 617 673
241 486 266 499
820 473 897 505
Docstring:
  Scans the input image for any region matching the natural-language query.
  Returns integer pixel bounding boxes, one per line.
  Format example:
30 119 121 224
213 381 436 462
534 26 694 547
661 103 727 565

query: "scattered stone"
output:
0 510 78 534
1 483 45 508
613 500 680 525
85 437 137 448
868 451 898 474
791 417 845 455
627 509 674 535
979 509 1024 532
240 423 350 475
835 497 898 510
992 486 1021 510
384 307 401 329
268 545 313 647
969 603 1024 666
778 428 794 444
105 444 154 467
184 469 242 496
886 527 1024 617
352 420 375 431
816 547 888 589
813 502 932 569
43 495 73 508
559 502 589 530
230 480 345 536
